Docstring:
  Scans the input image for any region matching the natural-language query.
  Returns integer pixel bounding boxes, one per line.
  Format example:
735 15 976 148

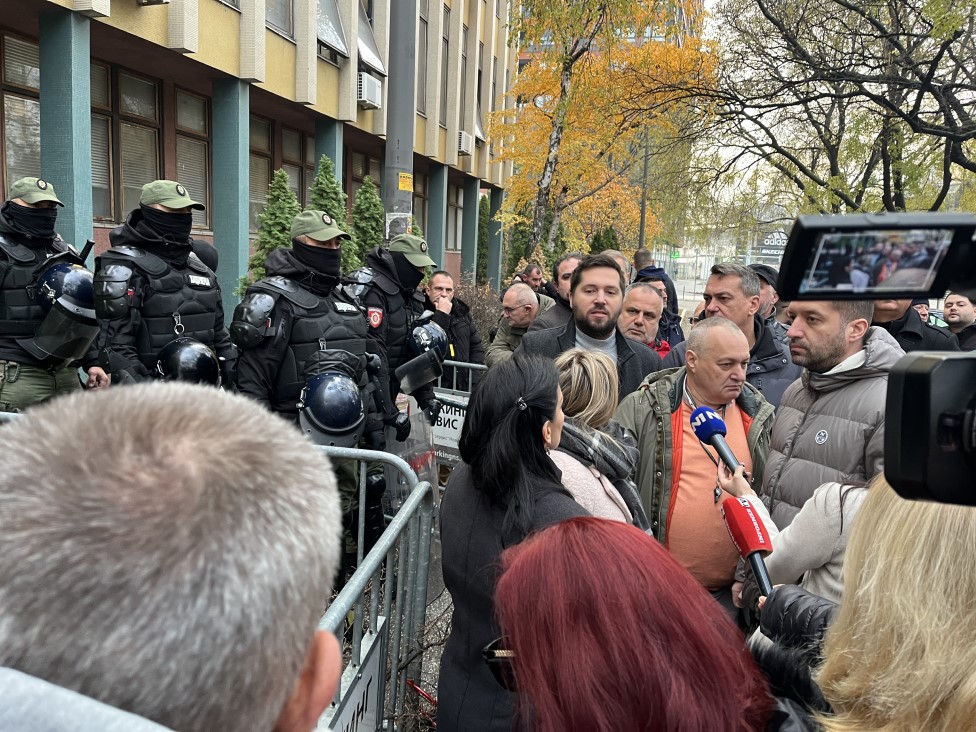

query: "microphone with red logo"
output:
721 496 774 597
690 406 744 474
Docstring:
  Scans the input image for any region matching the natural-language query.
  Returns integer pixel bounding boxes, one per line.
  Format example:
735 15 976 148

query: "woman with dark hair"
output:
493 518 782 731
436 354 588 731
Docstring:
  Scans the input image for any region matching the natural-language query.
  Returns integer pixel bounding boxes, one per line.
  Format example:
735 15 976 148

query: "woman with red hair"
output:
492 517 791 731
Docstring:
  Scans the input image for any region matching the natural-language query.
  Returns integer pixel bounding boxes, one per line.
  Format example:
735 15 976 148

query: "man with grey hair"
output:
486 281 553 367
0 383 343 731
663 263 801 407
616 317 775 620
619 282 669 357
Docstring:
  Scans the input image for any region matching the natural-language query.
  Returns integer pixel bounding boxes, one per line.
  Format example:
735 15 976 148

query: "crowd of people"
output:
3 173 976 730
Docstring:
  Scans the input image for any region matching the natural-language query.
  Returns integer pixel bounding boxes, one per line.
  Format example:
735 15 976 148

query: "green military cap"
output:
388 234 436 267
291 210 351 241
8 177 63 206
140 180 205 210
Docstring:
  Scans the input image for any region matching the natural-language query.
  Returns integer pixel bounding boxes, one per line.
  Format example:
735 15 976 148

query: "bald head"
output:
503 283 540 328
685 317 750 408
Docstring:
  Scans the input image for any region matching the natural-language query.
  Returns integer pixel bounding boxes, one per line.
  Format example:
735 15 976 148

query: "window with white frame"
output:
1 35 40 191
439 5 449 127
417 0 428 115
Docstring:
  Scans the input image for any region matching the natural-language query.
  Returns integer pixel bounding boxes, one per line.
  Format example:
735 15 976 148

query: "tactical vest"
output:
0 234 74 339
99 246 222 370
346 267 423 373
251 276 368 411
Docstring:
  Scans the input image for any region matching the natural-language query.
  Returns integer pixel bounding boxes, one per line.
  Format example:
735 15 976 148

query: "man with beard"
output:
759 300 904 529
528 251 581 332
944 291 976 350
615 317 775 620
516 253 662 403
0 178 108 411
93 180 236 384
351 234 442 432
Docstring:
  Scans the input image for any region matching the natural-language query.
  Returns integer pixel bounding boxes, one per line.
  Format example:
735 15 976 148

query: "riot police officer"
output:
0 177 108 411
93 180 236 383
232 211 389 578
350 234 443 433
232 210 382 427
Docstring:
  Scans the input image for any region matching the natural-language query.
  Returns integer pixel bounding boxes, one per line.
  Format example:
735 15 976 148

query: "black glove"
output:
421 398 443 426
385 411 411 442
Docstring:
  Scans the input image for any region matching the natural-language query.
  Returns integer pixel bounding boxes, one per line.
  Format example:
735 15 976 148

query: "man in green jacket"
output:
485 282 554 367
615 317 774 616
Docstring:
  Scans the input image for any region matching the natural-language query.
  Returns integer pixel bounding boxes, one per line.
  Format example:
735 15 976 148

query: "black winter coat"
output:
426 295 484 391
873 307 959 353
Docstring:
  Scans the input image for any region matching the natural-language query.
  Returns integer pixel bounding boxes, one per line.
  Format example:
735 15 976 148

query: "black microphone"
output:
690 406 744 473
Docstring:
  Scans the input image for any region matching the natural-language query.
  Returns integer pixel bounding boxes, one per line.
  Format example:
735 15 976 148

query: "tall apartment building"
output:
0 0 514 314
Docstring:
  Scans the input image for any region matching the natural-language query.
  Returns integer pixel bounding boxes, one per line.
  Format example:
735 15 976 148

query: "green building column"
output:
315 118 343 181
460 177 481 284
211 78 250 320
487 187 504 290
427 163 447 267
39 9 93 257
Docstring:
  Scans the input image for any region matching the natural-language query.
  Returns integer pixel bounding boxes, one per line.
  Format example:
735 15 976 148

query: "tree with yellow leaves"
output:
492 0 716 260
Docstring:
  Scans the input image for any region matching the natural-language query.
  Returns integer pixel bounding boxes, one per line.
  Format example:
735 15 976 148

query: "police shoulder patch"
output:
368 307 383 328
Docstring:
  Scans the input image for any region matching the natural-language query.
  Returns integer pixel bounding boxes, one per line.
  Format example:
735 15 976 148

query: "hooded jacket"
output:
614 367 775 541
761 327 904 528
0 668 173 731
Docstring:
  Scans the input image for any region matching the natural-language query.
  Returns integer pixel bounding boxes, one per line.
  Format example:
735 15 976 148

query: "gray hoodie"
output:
0 667 172 731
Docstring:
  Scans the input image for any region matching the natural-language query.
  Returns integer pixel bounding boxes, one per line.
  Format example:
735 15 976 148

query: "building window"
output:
249 115 272 232
317 0 348 65
460 26 467 132
89 64 161 222
413 171 428 235
267 0 294 37
417 0 428 115
349 150 382 202
175 90 210 229
446 184 462 251
491 55 498 112
282 127 304 206
1 35 40 191
440 5 449 127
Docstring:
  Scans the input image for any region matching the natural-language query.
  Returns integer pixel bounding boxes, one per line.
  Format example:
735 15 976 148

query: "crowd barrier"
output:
317 446 436 732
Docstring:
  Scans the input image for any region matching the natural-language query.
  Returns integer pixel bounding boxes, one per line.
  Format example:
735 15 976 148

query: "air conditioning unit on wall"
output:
357 73 382 110
458 130 474 156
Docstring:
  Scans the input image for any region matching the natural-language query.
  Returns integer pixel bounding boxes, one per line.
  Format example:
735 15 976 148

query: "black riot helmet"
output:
409 322 449 360
155 337 221 386
298 371 366 448
18 261 99 361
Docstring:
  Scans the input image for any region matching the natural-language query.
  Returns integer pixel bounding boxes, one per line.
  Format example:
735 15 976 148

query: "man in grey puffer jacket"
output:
760 299 905 529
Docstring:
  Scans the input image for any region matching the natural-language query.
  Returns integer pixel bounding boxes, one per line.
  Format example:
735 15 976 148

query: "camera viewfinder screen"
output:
800 228 953 294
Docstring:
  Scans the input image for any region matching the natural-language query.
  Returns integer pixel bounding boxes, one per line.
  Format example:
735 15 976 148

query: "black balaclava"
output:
2 201 57 240
139 204 193 243
292 239 342 279
392 251 424 291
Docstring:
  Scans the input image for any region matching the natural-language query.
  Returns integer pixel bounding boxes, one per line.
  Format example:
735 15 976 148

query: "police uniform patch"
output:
420 240 428 253
176 184 187 197
368 307 383 328
322 213 333 225
36 179 48 190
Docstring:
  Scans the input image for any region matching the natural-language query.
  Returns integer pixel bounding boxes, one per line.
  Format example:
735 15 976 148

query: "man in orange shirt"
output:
616 317 775 619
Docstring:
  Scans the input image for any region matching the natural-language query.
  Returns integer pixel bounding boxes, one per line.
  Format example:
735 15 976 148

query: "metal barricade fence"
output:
432 360 484 472
317 446 436 732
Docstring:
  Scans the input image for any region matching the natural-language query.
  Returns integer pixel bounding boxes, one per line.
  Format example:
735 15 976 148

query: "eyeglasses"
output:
482 637 517 691
502 306 528 315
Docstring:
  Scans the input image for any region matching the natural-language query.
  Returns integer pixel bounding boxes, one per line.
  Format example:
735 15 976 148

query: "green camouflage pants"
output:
0 361 81 412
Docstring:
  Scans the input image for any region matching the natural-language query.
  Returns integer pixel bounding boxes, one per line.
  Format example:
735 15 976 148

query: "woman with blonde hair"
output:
815 479 976 730
551 349 648 528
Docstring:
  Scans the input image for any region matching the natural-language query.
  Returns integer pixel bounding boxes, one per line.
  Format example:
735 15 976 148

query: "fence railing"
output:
316 446 436 732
